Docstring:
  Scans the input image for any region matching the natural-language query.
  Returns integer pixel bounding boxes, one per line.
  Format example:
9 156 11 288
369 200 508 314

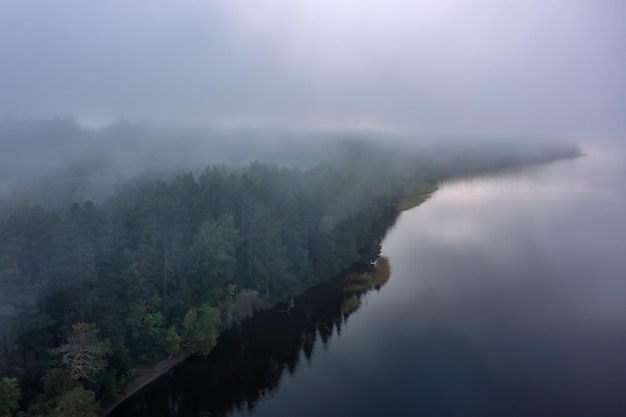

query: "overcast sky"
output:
0 0 624 138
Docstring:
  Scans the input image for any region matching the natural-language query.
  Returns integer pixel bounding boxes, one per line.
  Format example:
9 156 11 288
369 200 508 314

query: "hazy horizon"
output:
1 0 624 141
2 3 625 416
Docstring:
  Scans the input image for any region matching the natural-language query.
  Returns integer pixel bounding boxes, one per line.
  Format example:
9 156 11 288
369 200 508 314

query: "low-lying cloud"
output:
0 0 624 138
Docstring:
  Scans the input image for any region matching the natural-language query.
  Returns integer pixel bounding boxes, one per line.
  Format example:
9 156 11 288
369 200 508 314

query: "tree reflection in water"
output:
109 257 391 417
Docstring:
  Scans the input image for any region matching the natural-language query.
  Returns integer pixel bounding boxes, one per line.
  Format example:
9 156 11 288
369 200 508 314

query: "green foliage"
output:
0 148 448 410
0 124 581 413
224 284 236 303
164 326 182 356
187 214 239 305
143 312 164 337
52 386 99 417
182 305 221 356
125 300 146 339
182 308 197 337
105 341 132 386
29 368 74 415
0 377 21 415
117 368 137 391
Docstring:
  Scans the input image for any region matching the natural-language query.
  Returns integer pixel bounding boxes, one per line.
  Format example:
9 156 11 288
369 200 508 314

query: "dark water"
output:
111 142 626 417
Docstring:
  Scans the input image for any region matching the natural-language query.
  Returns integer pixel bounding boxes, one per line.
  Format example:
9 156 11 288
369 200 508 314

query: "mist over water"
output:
222 141 626 417
2 1 625 414
109 141 626 417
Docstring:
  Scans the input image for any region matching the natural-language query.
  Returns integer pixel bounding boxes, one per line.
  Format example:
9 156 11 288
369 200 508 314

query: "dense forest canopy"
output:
0 119 580 416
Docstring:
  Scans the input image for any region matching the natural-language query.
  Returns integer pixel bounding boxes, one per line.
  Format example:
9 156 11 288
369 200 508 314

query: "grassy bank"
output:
340 256 391 317
396 182 438 211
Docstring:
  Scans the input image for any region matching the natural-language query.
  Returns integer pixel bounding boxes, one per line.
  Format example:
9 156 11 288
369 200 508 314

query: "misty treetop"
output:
0 119 580 217
0 124 580 416
0 147 401 415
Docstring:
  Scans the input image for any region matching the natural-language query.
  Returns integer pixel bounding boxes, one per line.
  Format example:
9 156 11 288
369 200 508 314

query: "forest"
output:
0 120 580 416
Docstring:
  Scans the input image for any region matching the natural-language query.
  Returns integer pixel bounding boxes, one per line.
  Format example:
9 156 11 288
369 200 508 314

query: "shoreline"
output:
396 183 438 212
102 190 436 416
100 350 193 417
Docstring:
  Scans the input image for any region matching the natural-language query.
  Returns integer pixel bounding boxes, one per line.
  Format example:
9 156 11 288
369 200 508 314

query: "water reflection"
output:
373 149 626 416
244 147 626 417
109 258 392 417
111 144 626 417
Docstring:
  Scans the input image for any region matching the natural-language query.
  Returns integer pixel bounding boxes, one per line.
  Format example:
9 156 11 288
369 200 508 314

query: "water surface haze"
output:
250 144 626 417
2 0 625 415
244 156 619 417
110 141 626 417
372 143 626 416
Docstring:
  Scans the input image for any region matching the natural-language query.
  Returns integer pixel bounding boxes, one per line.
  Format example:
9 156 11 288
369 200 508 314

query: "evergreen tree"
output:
0 377 20 416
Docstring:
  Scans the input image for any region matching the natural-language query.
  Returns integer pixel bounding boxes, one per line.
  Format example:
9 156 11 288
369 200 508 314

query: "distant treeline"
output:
0 124 580 416
0 118 582 216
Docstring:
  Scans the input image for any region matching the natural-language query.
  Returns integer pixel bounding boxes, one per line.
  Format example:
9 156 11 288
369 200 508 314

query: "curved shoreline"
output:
101 190 438 417
102 257 397 417
101 155 576 415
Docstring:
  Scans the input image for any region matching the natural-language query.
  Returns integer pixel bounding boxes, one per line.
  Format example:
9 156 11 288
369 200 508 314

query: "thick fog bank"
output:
0 118 579 214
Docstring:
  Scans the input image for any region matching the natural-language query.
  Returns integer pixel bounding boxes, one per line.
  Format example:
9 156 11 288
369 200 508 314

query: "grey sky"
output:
0 0 624 138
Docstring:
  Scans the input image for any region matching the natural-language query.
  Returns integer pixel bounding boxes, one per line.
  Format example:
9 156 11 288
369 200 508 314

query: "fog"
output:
107 137 626 417
1 3 624 415
1 0 624 138
1 0 620 209
0 116 580 217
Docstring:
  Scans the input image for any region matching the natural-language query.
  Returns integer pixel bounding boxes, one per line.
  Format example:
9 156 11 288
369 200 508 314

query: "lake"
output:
110 141 626 417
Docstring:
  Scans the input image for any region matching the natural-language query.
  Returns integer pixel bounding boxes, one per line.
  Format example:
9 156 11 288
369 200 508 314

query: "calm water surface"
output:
112 142 626 417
